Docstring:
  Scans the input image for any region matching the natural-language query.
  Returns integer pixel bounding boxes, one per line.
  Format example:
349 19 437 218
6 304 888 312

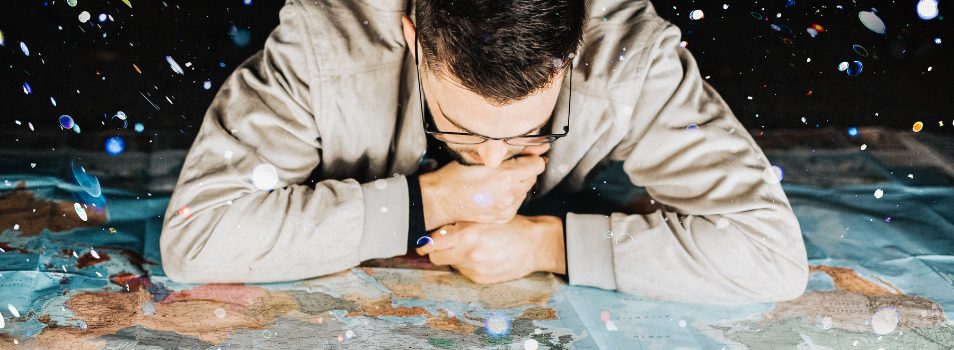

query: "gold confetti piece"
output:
133 63 141 74
108 227 117 234
122 0 132 8
912 121 923 133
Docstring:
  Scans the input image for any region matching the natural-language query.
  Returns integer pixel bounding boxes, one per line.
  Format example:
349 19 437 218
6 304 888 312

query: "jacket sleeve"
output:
159 0 408 284
564 23 809 303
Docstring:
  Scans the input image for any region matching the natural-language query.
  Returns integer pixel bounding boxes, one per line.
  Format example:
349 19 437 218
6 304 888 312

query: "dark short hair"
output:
416 0 586 105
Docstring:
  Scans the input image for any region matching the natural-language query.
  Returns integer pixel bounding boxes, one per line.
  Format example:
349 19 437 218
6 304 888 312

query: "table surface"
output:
1 128 953 349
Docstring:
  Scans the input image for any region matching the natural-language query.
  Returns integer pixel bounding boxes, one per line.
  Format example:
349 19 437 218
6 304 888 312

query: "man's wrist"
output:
419 172 448 231
533 215 566 275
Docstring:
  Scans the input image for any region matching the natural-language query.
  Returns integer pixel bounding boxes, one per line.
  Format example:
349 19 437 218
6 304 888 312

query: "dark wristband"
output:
406 174 428 250
560 214 570 283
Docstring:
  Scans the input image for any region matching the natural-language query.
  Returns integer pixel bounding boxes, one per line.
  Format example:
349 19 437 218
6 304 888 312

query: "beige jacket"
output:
160 0 809 303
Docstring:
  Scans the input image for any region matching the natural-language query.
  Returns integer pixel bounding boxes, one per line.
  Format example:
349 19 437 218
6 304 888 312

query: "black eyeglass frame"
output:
414 34 571 146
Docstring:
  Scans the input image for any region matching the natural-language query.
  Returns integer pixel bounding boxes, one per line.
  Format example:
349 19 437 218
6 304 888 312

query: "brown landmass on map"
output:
0 184 107 236
760 265 947 333
16 284 306 348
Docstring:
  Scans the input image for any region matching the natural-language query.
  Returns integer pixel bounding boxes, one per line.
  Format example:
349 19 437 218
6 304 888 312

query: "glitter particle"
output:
166 55 185 75
858 11 886 35
105 136 126 156
689 10 704 20
917 0 939 20
74 202 88 221
416 236 433 246
59 115 74 129
251 163 279 191
871 307 899 335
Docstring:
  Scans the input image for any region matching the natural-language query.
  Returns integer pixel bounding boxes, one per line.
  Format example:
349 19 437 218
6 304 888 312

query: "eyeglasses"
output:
415 34 571 146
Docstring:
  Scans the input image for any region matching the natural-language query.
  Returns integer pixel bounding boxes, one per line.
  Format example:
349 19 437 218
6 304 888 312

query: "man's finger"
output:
429 248 464 266
415 227 458 255
507 155 546 179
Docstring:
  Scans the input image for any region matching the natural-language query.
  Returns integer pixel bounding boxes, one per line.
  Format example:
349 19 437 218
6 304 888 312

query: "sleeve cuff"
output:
358 176 410 261
566 212 618 290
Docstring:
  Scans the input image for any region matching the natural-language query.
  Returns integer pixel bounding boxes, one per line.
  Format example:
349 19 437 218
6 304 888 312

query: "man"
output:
160 0 809 304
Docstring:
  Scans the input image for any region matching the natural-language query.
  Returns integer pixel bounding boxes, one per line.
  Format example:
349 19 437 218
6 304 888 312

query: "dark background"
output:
1 0 950 151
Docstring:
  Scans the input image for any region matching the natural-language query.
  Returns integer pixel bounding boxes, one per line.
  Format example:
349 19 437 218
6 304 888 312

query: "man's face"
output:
420 65 564 167
403 16 564 168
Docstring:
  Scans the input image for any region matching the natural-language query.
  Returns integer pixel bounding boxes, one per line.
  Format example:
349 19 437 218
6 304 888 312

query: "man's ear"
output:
401 15 416 61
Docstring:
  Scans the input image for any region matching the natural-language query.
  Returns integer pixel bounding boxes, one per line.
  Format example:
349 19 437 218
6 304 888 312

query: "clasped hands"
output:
416 145 566 284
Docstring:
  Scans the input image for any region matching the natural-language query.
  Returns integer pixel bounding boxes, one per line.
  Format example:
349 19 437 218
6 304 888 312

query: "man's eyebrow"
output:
442 110 550 137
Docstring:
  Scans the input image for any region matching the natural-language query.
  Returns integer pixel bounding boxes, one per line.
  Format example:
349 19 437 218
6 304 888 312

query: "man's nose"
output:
476 140 511 168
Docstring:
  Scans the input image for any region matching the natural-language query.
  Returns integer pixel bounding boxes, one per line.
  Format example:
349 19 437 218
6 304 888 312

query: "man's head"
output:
402 0 586 167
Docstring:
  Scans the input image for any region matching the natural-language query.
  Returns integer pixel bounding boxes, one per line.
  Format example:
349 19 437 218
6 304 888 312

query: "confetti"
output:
860 144 867 150
176 206 192 218
229 25 252 47
846 61 863 76
917 0 939 20
7 304 19 318
203 80 212 90
22 82 32 95
132 63 142 74
74 203 88 221
166 55 185 75
847 127 858 137
98 13 108 23
871 307 899 335
686 124 699 132
60 114 73 129
374 179 388 189
439 229 447 235
121 0 132 8
416 236 433 246
858 11 886 35
345 330 355 339
78 11 91 23
134 123 144 132
251 163 279 190
821 316 833 329
484 314 511 337
524 339 539 350
874 189 884 199
689 10 704 20
90 248 100 259
471 192 493 207
20 42 29 56
66 0 77 6
762 165 784 184
679 319 687 327
108 227 117 234
214 308 226 318
72 160 102 197
716 217 731 230
104 136 126 156
261 329 272 338
605 320 618 331
0 30 5 46
838 62 849 72
852 44 869 57
912 121 923 132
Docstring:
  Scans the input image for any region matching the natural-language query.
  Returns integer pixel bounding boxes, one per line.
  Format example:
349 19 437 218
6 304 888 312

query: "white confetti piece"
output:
166 55 185 75
74 202 88 221
251 163 279 190
7 304 19 318
90 248 100 259
874 189 884 199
